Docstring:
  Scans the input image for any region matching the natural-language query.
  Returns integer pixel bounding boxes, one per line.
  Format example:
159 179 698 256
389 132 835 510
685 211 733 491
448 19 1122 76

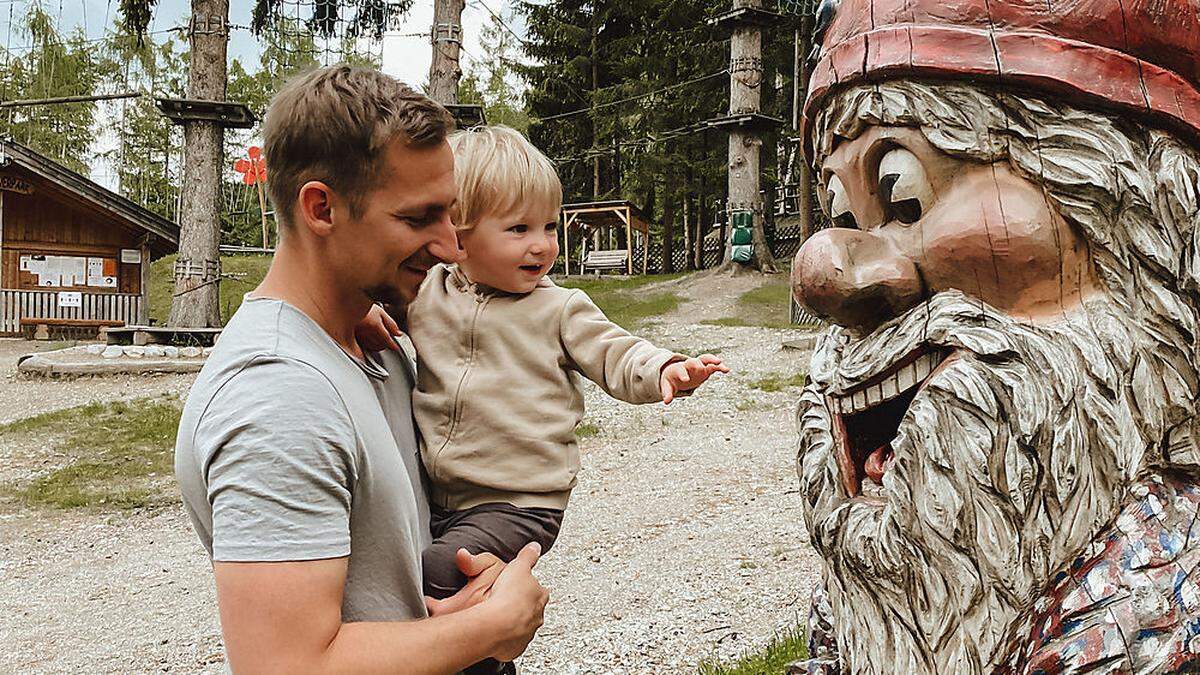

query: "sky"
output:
1 0 517 89
0 0 522 186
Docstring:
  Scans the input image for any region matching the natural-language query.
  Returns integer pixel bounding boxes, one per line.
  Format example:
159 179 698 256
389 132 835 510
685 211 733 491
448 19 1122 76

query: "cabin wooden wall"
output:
0 172 146 295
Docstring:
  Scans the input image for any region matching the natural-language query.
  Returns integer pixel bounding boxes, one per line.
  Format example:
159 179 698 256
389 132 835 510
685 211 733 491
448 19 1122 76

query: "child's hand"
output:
355 303 402 352
659 354 729 404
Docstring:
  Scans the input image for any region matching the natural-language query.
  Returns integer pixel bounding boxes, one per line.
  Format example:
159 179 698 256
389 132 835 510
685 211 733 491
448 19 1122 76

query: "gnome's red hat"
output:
801 0 1200 158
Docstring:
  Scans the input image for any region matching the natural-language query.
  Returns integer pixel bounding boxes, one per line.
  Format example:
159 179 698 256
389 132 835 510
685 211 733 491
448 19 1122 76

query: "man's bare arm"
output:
214 543 547 674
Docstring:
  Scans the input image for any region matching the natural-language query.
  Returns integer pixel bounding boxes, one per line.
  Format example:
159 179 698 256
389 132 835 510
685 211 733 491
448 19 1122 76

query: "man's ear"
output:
297 181 336 237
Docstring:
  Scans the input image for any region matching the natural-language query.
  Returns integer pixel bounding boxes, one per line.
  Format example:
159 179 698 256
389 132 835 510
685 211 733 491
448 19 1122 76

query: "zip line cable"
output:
536 69 728 122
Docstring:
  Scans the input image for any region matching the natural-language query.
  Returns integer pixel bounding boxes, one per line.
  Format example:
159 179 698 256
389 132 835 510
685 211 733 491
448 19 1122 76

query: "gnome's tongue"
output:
863 444 894 484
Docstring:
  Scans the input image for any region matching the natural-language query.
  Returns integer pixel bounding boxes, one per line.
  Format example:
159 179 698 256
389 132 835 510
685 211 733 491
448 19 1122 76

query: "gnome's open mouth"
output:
827 347 952 498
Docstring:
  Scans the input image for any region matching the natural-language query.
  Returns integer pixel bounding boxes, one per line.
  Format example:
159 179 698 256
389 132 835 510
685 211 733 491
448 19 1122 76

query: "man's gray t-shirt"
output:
175 296 430 621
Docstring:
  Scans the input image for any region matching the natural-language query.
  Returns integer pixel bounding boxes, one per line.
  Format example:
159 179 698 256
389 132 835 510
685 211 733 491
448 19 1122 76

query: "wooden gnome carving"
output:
790 1 1200 672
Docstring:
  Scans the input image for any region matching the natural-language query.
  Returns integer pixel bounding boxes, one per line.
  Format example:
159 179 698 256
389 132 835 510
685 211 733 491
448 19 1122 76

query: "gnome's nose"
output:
792 228 923 333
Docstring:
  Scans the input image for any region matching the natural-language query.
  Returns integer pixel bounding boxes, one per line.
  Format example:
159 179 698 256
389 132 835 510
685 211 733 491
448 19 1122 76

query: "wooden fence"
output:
0 289 143 335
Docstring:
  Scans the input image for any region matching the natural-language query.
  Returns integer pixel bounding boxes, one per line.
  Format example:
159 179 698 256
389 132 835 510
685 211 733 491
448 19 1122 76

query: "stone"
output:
144 345 166 358
180 346 202 358
123 346 145 358
163 346 179 359
101 345 124 359
202 347 214 357
85 344 105 355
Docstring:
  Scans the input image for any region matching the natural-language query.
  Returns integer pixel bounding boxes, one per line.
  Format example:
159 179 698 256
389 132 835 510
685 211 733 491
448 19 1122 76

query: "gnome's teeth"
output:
827 346 952 498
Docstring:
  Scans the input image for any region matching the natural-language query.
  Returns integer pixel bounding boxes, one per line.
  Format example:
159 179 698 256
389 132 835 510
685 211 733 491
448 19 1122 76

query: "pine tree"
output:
0 3 107 174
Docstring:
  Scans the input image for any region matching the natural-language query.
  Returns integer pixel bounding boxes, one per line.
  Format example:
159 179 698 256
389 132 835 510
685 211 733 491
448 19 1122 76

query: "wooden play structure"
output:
561 199 651 275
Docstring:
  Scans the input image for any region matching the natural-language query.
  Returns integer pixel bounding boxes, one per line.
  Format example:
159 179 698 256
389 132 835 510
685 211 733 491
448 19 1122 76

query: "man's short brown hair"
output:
262 65 455 227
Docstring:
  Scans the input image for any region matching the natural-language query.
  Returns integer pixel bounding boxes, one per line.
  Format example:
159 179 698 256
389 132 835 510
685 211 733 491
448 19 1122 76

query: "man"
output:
790 1 1200 673
175 66 548 673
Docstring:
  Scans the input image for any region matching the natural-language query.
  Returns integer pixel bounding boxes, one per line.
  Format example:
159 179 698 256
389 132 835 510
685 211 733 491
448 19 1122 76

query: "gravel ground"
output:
0 271 822 674
0 339 194 425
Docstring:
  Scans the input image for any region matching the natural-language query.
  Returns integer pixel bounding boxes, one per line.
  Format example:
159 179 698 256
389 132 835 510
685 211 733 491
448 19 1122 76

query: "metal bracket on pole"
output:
173 257 222 284
189 13 230 37
431 22 463 45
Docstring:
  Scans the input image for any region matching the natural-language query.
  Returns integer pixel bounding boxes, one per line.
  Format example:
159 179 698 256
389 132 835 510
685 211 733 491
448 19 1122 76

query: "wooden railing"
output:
0 288 143 335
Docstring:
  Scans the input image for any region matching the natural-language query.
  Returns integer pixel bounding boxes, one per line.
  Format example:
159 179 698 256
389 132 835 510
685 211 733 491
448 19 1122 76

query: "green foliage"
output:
150 254 274 325
100 24 188 220
696 625 808 675
1 399 182 510
457 11 530 133
747 371 808 392
0 3 111 173
518 0 798 269
559 273 688 329
576 421 601 439
701 277 798 329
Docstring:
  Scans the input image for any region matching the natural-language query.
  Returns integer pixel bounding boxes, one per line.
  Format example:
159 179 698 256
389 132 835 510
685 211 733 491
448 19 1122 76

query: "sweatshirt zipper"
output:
433 288 488 483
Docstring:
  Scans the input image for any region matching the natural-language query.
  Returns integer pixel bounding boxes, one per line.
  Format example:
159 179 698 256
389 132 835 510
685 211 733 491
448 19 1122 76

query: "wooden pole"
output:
0 91 140 108
624 207 632 275
723 0 777 273
563 210 570 275
428 0 465 104
254 177 269 249
169 0 230 328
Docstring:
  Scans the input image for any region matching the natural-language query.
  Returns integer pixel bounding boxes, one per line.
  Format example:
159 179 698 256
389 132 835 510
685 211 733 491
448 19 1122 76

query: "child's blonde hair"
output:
448 125 562 229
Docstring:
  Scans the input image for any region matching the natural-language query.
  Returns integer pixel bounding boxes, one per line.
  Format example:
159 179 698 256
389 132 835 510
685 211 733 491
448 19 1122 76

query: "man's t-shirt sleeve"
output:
197 358 359 562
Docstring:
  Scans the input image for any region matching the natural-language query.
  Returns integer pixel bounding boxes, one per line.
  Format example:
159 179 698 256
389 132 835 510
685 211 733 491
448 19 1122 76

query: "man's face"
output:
457 203 561 294
332 139 459 307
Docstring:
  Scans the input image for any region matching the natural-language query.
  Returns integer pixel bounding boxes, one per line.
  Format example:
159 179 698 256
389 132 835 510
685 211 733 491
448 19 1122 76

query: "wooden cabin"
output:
0 139 178 337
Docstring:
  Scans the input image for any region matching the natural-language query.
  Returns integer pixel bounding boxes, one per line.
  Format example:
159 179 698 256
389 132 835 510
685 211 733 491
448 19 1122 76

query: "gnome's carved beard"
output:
797 291 1140 674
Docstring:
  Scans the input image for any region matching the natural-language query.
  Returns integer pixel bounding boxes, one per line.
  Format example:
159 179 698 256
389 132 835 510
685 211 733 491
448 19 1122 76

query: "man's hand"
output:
355 303 402 352
425 548 506 616
477 542 549 662
659 354 730 404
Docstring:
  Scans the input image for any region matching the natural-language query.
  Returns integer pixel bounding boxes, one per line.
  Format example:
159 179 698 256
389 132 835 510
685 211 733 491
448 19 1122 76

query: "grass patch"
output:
747 372 808 392
734 398 760 412
706 277 798 329
575 421 601 439
697 625 808 675
150 254 273 325
559 273 689 330
701 317 754 328
1 399 182 510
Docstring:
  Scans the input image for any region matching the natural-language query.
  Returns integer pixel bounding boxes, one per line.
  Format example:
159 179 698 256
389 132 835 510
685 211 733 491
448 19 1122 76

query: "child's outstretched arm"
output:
660 354 730 404
560 291 730 404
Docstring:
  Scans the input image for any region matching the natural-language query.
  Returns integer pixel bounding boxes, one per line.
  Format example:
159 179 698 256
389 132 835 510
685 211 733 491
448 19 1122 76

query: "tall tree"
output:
428 0 464 103
0 3 107 174
102 25 188 220
457 11 529 133
121 0 403 326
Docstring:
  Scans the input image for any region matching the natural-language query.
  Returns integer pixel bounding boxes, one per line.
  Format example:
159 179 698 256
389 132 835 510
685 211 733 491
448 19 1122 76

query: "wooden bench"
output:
21 317 125 341
581 249 629 275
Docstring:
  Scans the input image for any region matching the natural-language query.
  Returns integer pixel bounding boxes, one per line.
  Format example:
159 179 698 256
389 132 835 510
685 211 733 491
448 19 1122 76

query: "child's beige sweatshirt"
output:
409 264 682 511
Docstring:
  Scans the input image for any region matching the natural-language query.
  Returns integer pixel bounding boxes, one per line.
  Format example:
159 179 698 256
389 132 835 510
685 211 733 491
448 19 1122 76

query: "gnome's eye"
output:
878 147 931 225
826 174 857 229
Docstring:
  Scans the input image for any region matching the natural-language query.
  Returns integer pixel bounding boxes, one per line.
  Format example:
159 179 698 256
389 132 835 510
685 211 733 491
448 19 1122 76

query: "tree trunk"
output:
661 186 675 274
682 194 693 271
168 0 229 328
723 0 777 273
796 13 816 243
694 195 706 269
428 0 464 104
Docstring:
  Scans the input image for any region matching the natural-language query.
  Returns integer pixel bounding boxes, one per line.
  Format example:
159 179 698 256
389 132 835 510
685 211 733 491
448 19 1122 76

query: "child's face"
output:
458 202 561 294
